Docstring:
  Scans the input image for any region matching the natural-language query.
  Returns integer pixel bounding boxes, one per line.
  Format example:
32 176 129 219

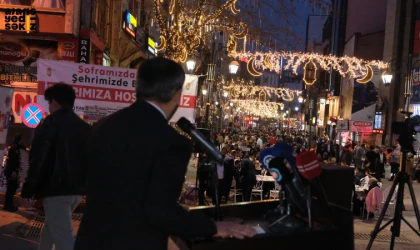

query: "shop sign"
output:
413 21 420 55
0 63 37 84
123 12 137 38
77 38 90 64
57 38 79 62
350 121 373 133
4 8 37 33
0 42 30 63
12 91 37 124
147 36 157 56
94 50 103 65
337 119 349 131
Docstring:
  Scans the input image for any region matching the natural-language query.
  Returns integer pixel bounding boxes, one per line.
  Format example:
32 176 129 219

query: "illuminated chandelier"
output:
153 0 248 63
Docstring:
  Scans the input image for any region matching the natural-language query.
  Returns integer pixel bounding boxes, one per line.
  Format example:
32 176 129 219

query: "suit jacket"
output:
74 101 217 250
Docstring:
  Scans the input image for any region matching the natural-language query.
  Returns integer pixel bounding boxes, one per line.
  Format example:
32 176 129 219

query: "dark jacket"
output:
241 158 256 187
21 108 90 199
5 143 23 179
74 100 217 250
340 149 353 166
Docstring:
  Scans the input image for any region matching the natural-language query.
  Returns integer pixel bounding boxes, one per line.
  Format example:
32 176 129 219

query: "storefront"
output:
0 37 58 146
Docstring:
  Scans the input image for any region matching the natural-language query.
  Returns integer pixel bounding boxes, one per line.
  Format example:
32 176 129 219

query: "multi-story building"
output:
321 0 387 144
305 15 328 54
381 0 420 147
0 0 82 145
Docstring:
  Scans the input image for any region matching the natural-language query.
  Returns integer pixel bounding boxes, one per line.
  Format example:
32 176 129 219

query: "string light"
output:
225 99 282 118
219 77 302 102
153 0 247 63
231 51 388 78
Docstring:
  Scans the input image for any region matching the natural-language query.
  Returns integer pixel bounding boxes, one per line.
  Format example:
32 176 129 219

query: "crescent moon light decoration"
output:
356 64 373 84
155 36 167 51
232 22 248 39
230 0 240 14
247 57 262 77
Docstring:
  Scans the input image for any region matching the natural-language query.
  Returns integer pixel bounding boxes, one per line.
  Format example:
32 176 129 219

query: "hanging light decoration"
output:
219 77 301 102
230 51 388 78
226 100 283 118
153 0 247 63
303 58 317 85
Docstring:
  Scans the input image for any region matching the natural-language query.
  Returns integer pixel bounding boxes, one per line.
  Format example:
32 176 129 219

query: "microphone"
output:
269 157 308 215
177 117 224 164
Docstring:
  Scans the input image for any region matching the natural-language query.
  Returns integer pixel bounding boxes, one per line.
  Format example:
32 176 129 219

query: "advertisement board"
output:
37 59 197 123
0 38 57 84
37 59 137 122
350 121 373 133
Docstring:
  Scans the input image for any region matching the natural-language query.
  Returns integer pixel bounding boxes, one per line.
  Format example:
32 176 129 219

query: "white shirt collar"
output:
145 101 166 119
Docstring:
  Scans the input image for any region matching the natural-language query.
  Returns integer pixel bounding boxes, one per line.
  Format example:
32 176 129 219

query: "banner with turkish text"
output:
36 59 137 122
169 74 198 124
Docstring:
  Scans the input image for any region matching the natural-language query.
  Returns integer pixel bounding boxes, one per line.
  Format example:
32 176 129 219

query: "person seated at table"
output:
364 178 379 194
363 160 371 172
354 167 365 186
254 161 263 175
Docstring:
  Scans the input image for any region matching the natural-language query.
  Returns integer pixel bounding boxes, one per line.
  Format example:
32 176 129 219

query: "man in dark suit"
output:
74 58 256 250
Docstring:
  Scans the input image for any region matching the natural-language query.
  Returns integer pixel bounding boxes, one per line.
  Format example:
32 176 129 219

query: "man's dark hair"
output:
136 57 185 103
44 83 76 108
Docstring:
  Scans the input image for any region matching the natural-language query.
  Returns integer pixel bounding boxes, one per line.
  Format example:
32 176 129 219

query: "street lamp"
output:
295 107 299 111
229 61 239 74
298 95 304 103
381 71 392 86
202 89 207 95
186 58 196 72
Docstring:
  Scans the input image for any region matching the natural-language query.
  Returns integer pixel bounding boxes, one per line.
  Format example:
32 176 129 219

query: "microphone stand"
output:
209 158 222 221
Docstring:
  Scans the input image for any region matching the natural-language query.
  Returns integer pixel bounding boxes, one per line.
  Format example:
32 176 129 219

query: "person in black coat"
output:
21 84 91 250
241 156 257 201
74 58 256 250
3 134 25 212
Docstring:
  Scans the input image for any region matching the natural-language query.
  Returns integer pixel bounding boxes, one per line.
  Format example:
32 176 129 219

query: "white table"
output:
257 175 275 182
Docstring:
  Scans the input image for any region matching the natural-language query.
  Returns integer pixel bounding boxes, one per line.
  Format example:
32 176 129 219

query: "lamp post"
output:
309 99 314 149
203 42 239 130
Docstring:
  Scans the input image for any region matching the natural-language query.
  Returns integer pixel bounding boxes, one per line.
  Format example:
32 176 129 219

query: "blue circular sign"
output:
21 103 45 128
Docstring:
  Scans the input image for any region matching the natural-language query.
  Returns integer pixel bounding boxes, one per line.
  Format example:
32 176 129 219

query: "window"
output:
103 54 111 66
374 111 382 129
92 0 111 45
0 0 65 8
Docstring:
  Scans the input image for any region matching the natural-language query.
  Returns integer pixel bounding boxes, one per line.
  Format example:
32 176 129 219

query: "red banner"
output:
413 21 420 55
38 81 136 104
57 38 79 62
94 49 103 65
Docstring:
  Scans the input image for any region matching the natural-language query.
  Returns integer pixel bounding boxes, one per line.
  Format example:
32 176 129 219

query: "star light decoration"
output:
225 100 282 118
231 51 388 78
219 76 302 102
153 0 248 63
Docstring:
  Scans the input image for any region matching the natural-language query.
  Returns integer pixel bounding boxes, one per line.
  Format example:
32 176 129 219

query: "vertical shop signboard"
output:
94 50 103 65
413 21 420 55
77 38 90 64
57 38 79 62
412 68 420 104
